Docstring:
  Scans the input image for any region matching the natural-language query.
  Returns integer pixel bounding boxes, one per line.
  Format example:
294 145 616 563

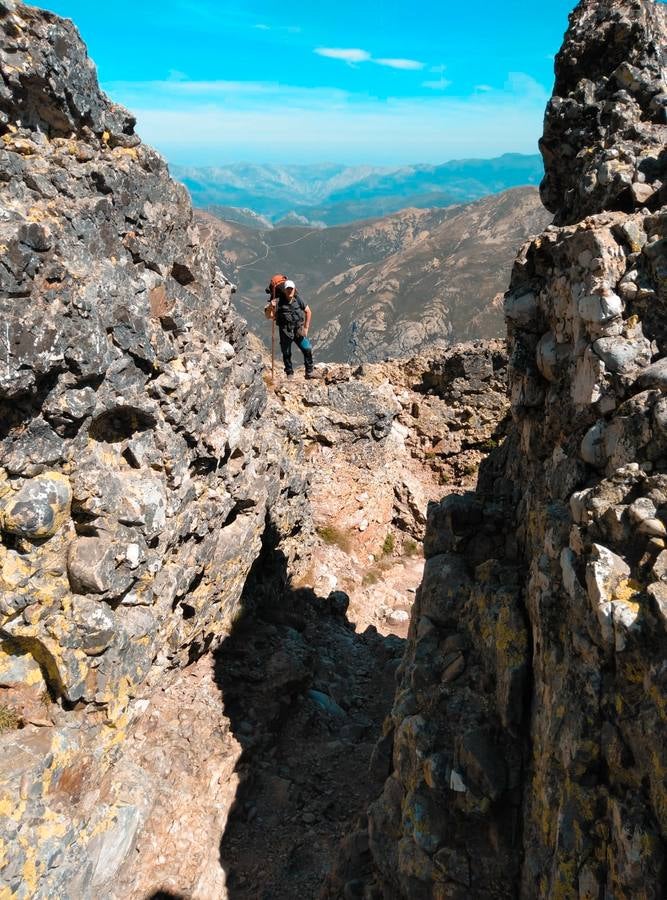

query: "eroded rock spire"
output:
541 0 667 224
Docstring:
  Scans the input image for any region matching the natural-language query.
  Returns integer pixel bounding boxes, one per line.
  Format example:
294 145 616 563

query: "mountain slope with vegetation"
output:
200 186 551 362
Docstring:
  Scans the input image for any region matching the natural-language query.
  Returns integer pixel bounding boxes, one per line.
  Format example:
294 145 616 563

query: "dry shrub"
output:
317 525 354 554
0 704 22 733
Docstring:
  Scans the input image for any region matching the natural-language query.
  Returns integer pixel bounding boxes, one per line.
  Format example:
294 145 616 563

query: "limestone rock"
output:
70 597 116 655
541 0 667 225
67 536 121 595
638 357 667 389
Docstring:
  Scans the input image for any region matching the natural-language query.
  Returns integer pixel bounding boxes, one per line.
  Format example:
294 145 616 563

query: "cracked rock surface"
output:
0 3 306 895
540 0 667 225
338 1 667 898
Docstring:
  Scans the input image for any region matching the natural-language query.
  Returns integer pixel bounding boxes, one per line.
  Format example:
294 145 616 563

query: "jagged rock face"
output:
365 0 667 897
0 2 304 895
540 0 666 225
503 211 667 900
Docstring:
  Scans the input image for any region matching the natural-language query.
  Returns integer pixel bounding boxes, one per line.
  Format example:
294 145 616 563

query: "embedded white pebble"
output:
638 517 667 537
570 489 592 525
628 497 656 524
126 543 141 568
578 290 623 325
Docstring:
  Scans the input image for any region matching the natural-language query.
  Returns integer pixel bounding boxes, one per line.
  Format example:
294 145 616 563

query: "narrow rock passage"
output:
210 347 510 897
216 533 405 899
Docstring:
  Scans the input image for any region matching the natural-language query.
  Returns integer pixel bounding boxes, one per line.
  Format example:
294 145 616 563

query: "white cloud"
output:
254 22 302 33
374 58 424 70
505 72 549 103
105 79 350 106
314 48 424 70
422 78 452 90
474 84 493 92
314 47 371 64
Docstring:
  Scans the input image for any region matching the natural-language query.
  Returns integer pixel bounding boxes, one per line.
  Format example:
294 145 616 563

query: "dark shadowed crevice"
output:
88 407 157 443
214 517 405 898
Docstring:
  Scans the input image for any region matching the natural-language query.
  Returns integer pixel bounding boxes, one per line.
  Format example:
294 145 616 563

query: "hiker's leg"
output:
296 335 313 374
279 329 294 374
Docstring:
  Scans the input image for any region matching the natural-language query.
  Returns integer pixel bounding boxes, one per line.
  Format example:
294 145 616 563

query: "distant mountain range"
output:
197 185 551 363
173 154 544 227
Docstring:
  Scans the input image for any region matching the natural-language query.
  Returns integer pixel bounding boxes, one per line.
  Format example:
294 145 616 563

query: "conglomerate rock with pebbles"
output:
334 1 667 897
0 2 308 895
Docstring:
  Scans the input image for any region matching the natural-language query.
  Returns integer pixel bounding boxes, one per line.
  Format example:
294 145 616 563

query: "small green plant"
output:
381 532 395 556
362 569 380 587
317 525 353 554
462 463 477 476
479 438 499 452
0 704 22 734
403 539 419 558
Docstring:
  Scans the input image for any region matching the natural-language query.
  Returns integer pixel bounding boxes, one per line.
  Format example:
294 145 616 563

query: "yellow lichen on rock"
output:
612 578 642 604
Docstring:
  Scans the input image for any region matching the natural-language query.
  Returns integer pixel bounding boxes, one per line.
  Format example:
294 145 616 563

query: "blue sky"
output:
37 0 577 166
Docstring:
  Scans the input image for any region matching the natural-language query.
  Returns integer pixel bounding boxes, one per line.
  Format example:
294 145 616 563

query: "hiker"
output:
265 279 315 378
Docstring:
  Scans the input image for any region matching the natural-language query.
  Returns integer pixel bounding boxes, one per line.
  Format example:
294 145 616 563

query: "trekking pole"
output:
271 314 275 382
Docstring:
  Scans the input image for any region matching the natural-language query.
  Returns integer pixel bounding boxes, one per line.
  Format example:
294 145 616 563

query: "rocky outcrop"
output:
540 0 666 224
0 3 306 895
358 1 667 898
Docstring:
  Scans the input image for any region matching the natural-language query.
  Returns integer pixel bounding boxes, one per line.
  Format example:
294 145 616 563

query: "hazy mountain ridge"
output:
198 185 552 362
174 153 544 227
311 186 552 360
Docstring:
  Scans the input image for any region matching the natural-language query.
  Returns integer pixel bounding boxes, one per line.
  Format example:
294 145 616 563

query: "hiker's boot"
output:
305 370 317 380
302 344 314 374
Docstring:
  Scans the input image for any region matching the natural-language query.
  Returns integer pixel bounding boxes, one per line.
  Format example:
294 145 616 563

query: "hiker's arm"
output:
303 305 312 333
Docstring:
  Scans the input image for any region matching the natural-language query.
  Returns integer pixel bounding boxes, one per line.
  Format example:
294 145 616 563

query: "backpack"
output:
265 273 288 300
